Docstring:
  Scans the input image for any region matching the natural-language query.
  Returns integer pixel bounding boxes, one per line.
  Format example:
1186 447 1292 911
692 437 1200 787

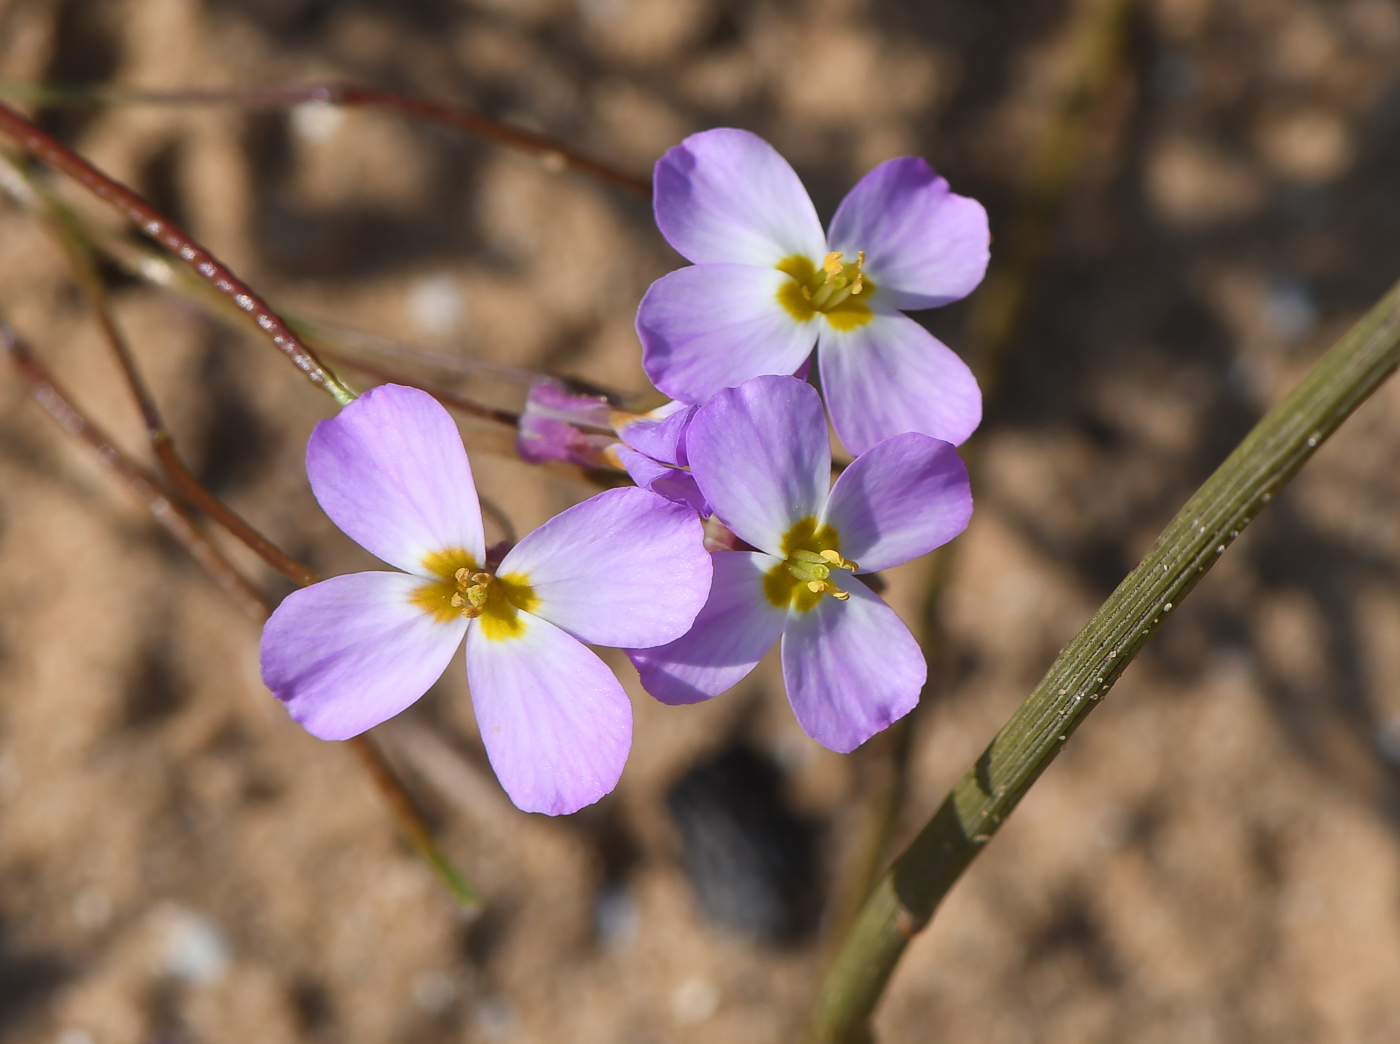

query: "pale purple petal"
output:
628 551 786 704
614 402 696 467
827 157 990 311
613 445 711 517
516 414 619 468
261 571 466 741
654 128 827 267
523 377 613 429
638 264 819 404
498 487 711 648
780 576 925 751
821 433 972 572
466 613 631 815
685 375 831 555
818 309 982 455
307 384 485 575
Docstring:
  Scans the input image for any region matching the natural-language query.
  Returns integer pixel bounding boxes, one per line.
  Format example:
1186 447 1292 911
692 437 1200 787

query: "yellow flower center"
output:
763 517 858 612
411 548 540 640
775 251 875 331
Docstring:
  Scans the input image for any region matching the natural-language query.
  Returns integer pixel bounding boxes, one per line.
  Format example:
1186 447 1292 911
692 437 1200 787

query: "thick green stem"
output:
812 277 1400 1041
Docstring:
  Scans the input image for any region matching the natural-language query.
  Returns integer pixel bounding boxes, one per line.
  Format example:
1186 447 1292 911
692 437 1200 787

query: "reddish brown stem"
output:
41 200 322 587
1 323 270 621
105 85 651 196
0 101 353 403
316 346 520 428
1 319 476 909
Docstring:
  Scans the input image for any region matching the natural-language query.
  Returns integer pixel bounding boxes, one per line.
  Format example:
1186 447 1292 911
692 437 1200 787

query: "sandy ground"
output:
1 0 1400 1041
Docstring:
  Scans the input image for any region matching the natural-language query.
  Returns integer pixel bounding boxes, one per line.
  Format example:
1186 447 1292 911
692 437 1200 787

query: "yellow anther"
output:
819 549 859 571
823 251 844 280
450 592 465 608
455 567 470 583
471 572 491 585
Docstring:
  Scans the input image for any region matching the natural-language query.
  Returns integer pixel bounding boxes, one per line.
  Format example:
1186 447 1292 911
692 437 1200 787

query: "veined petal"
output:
614 402 696 467
685 376 831 556
818 308 982 455
260 571 467 741
821 432 972 573
498 487 711 648
638 265 819 404
307 384 486 576
654 128 827 266
612 445 711 517
780 576 925 752
516 414 619 468
628 551 786 705
466 613 631 815
827 157 990 311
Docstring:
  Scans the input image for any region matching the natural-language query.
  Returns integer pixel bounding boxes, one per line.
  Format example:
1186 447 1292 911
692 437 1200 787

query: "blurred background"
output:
2 0 1400 1041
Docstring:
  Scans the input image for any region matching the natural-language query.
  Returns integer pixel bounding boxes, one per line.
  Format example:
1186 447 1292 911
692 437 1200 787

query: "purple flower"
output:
628 376 972 751
515 378 710 515
516 377 618 469
261 384 713 815
637 128 989 455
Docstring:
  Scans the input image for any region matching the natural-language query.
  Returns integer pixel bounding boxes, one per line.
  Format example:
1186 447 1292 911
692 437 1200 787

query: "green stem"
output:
812 276 1400 1041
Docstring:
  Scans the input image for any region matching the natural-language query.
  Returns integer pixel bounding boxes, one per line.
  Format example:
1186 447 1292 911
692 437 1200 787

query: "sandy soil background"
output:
2 0 1400 1041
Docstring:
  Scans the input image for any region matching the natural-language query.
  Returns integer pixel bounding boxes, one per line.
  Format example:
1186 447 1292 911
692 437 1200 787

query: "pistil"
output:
775 251 874 330
785 548 856 601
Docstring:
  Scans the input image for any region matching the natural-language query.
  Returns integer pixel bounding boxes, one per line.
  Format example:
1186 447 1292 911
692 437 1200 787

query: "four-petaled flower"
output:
628 376 972 751
260 384 712 815
637 128 990 455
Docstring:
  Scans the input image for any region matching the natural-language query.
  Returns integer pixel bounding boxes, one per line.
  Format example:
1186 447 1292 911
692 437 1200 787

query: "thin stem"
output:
316 346 520 428
0 321 269 622
0 82 650 196
0 101 355 404
964 0 1143 386
0 319 478 914
812 279 1400 1042
36 182 320 587
347 736 480 908
817 0 1143 981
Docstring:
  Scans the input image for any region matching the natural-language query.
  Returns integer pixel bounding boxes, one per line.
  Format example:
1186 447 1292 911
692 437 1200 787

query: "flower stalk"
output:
0 318 479 913
812 274 1400 1042
0 81 650 196
0 101 356 404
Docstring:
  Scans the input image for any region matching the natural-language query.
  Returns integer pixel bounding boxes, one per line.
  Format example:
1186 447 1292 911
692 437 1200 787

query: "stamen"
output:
819 549 859 571
822 252 844 281
450 569 500 618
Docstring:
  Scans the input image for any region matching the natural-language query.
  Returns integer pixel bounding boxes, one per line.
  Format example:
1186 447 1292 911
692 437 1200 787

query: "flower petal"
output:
827 157 990 311
685 375 831 555
466 613 631 815
614 402 696 467
612 445 711 517
653 128 827 266
638 264 819 404
818 308 982 454
498 487 711 648
516 414 618 468
628 551 787 704
780 576 925 751
307 384 485 576
260 571 466 740
821 432 972 573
